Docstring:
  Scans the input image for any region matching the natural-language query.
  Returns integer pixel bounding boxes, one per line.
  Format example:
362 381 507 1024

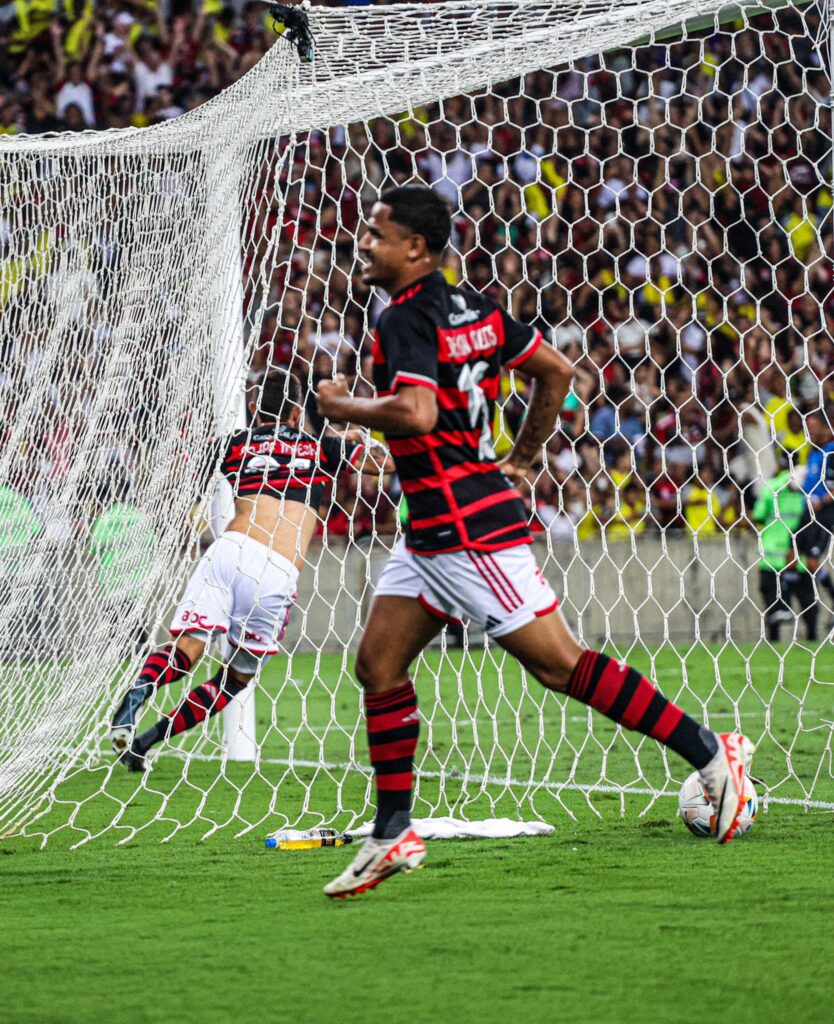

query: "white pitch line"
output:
280 707 829 736
167 749 834 812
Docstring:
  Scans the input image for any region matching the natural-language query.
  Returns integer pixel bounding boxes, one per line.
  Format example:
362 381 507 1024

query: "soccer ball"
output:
678 771 758 838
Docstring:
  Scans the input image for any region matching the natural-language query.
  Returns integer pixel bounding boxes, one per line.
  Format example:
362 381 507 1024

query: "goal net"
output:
1 0 832 845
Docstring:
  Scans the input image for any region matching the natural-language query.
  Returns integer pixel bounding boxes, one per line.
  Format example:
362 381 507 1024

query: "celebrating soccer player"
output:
110 368 388 770
316 185 754 897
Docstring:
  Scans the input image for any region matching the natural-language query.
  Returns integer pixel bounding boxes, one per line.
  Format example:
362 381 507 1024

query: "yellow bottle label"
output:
275 837 350 851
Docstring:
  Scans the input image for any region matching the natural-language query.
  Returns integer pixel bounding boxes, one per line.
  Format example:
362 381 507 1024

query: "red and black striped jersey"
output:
221 422 363 506
373 270 543 554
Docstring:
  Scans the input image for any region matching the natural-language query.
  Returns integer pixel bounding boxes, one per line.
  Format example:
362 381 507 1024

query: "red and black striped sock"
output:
112 644 195 730
137 644 192 691
136 670 248 752
366 681 420 840
567 650 717 770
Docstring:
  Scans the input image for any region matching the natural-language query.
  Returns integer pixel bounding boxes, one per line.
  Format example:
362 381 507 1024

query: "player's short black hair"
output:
379 185 452 254
259 368 302 424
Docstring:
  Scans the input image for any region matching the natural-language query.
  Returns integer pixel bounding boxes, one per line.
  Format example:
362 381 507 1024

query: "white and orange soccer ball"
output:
678 770 758 838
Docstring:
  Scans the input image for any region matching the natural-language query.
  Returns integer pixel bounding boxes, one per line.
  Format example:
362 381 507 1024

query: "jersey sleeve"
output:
377 304 438 393
499 308 543 370
320 434 365 474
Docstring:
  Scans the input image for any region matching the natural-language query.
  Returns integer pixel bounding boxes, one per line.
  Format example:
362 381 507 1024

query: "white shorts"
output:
374 539 558 638
171 532 298 654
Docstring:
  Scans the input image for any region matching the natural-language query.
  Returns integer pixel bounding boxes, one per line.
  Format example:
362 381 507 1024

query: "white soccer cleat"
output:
698 732 755 844
109 726 151 773
324 827 426 898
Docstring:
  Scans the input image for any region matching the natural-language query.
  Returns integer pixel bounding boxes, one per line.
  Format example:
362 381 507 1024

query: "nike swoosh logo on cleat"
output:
353 856 377 877
717 782 728 819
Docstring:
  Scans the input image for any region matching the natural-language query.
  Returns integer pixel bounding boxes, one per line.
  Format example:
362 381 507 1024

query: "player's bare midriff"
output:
225 494 316 571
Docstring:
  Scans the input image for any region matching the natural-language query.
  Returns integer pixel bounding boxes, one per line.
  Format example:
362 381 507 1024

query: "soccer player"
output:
110 368 385 770
316 184 755 897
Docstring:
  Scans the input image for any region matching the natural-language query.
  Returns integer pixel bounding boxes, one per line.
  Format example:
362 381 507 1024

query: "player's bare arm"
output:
497 344 574 487
317 376 438 436
225 405 382 570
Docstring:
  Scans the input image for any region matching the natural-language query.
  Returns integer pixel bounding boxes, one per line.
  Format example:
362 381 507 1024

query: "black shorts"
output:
796 502 834 560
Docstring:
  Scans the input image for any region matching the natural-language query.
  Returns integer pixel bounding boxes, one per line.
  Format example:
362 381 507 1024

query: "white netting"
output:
1 0 832 845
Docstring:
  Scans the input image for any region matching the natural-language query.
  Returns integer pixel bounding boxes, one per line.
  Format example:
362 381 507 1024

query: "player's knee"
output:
533 664 571 692
228 645 271 677
354 650 400 693
354 650 378 691
226 666 252 686
174 632 208 663
527 650 581 693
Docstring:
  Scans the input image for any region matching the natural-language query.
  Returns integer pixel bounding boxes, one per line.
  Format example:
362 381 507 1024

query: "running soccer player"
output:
110 368 387 770
316 184 755 898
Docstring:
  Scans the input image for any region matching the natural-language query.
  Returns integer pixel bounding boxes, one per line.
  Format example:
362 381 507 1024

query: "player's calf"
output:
566 651 757 843
518 635 756 843
501 616 743 788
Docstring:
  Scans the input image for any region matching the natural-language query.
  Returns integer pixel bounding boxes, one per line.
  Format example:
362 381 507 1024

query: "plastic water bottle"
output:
264 828 353 850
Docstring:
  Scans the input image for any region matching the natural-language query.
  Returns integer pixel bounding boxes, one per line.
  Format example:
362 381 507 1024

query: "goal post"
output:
0 0 832 845
205 154 259 762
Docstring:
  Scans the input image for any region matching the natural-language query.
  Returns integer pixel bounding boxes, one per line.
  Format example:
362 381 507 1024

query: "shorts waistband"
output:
222 531 300 580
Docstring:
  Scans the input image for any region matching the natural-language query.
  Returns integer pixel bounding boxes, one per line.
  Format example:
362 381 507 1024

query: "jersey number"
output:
457 360 495 461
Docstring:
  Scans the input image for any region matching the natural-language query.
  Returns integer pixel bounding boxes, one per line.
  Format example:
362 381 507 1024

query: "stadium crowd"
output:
1 2 832 610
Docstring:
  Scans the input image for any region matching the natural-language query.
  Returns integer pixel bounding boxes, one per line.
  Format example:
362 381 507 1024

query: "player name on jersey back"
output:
222 423 362 505
373 271 543 555
439 318 500 362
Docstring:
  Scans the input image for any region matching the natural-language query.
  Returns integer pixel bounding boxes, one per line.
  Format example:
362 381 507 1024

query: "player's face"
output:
358 204 417 289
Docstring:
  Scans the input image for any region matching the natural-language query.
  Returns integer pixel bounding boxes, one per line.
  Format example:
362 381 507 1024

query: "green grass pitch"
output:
2 642 833 1023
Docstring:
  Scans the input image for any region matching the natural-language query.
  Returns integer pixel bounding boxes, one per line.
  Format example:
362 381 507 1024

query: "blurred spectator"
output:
132 37 172 113
52 19 101 127
683 464 722 537
606 482 647 542
795 408 834 613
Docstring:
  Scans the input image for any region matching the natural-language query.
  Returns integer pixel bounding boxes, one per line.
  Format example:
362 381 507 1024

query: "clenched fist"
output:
317 374 350 420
